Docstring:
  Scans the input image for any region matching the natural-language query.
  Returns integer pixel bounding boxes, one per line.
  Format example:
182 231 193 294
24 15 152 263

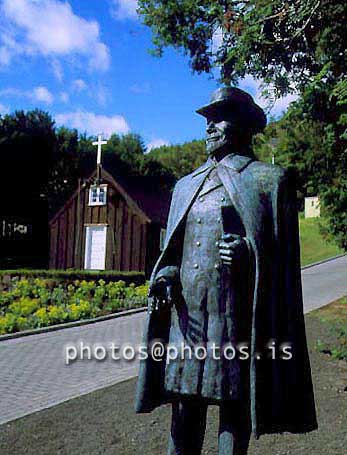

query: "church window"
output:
89 185 107 206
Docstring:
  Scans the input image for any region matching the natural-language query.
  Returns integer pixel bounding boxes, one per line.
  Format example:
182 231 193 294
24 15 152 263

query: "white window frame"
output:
88 184 108 206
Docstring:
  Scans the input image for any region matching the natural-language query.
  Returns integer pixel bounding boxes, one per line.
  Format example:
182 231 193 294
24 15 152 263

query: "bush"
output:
0 270 145 291
0 277 148 335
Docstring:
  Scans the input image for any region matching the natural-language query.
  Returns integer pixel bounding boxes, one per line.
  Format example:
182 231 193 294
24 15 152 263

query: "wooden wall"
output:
49 180 153 274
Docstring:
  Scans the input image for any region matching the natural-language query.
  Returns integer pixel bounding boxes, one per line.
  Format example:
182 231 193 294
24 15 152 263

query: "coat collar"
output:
191 154 253 177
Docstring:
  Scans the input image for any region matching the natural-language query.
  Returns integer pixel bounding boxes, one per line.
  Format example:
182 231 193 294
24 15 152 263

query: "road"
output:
302 255 347 313
0 256 345 425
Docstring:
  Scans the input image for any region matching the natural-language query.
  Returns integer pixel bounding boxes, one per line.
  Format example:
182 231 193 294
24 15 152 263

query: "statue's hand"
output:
218 233 248 266
148 266 180 312
148 277 173 308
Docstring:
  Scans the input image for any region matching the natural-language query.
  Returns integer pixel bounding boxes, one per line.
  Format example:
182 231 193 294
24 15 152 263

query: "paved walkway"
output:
0 256 346 425
302 255 347 313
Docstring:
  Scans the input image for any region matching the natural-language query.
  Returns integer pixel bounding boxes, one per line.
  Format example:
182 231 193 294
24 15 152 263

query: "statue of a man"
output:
135 87 317 454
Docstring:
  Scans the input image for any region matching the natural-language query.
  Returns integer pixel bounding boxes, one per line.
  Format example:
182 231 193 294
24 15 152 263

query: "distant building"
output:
0 199 49 269
304 196 320 218
49 168 171 277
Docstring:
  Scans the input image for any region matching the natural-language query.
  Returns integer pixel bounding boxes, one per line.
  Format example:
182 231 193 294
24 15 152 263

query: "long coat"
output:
135 154 318 439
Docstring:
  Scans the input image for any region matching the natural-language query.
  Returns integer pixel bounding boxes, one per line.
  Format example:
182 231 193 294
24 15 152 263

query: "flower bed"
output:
0 269 145 290
0 278 148 335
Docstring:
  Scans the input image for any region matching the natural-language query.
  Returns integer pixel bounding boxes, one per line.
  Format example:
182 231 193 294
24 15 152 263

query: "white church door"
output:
84 225 107 270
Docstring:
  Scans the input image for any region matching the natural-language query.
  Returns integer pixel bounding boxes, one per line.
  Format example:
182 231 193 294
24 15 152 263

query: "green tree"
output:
0 109 56 206
77 132 175 187
0 110 82 217
149 139 206 179
138 0 347 249
48 127 79 215
138 1 346 91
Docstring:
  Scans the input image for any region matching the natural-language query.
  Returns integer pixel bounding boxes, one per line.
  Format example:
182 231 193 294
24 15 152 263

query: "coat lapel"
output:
217 163 258 242
168 154 254 245
150 161 211 281
164 161 212 247
152 154 255 282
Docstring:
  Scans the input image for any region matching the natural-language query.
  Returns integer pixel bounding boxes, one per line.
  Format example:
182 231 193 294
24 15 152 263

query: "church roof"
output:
102 168 172 226
49 167 172 227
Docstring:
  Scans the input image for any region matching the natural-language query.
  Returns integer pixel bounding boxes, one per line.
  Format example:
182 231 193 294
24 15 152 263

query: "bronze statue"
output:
135 87 317 454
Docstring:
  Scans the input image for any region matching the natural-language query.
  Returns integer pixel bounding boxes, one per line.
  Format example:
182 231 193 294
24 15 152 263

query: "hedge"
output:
0 269 145 290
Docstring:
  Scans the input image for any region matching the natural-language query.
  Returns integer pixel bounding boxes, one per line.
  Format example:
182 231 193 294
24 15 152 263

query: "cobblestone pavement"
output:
0 312 145 425
0 256 346 425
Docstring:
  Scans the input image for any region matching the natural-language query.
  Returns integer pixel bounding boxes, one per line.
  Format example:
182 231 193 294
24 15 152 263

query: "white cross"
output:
92 134 108 165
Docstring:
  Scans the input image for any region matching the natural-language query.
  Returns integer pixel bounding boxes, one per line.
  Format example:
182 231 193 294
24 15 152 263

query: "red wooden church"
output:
49 137 171 277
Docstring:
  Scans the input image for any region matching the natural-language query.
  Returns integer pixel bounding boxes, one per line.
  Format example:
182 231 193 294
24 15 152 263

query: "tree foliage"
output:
0 110 56 208
77 132 175 184
138 0 346 92
138 0 347 250
0 113 175 219
148 139 206 178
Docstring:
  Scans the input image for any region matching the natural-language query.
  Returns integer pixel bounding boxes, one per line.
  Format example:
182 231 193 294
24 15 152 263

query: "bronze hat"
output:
196 87 267 133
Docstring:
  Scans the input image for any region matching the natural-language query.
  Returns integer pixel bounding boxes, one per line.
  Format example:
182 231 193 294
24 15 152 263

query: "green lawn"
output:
299 216 343 266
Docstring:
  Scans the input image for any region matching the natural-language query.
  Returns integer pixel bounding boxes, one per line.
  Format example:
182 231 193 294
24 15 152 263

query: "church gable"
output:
49 168 170 276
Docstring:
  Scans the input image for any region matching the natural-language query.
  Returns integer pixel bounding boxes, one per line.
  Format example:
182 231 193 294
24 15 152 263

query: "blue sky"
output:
0 0 297 151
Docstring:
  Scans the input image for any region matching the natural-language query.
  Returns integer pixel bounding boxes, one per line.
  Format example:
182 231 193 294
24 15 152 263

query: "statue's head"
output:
196 87 266 157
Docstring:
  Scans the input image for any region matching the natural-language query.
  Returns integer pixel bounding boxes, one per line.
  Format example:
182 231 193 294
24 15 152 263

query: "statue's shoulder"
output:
174 161 208 189
173 173 191 193
247 160 291 193
247 160 288 182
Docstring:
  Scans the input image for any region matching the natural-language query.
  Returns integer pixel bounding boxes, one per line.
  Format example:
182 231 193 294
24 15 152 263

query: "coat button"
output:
196 241 201 246
193 263 199 269
196 218 202 224
215 241 219 247
221 196 226 202
199 196 204 202
214 263 220 270
217 217 221 222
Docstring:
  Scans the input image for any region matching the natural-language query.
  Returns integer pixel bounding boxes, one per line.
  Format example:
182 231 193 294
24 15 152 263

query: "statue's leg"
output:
167 398 208 455
218 402 251 455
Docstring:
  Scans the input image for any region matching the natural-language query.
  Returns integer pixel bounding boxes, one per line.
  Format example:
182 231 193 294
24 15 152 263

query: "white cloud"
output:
60 91 69 103
0 87 22 97
146 138 170 152
0 102 10 115
55 111 130 137
51 59 63 82
130 82 151 94
238 75 260 98
1 0 110 71
111 0 138 20
238 75 298 117
72 79 87 92
0 85 54 104
0 45 11 65
33 86 54 104
94 85 108 106
211 27 223 54
0 33 21 65
270 93 298 117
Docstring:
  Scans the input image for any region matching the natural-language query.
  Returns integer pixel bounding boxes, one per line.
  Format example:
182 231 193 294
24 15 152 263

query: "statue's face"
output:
205 112 239 156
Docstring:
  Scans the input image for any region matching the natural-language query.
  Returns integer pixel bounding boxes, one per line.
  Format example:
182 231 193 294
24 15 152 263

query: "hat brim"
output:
196 99 231 118
196 99 267 132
